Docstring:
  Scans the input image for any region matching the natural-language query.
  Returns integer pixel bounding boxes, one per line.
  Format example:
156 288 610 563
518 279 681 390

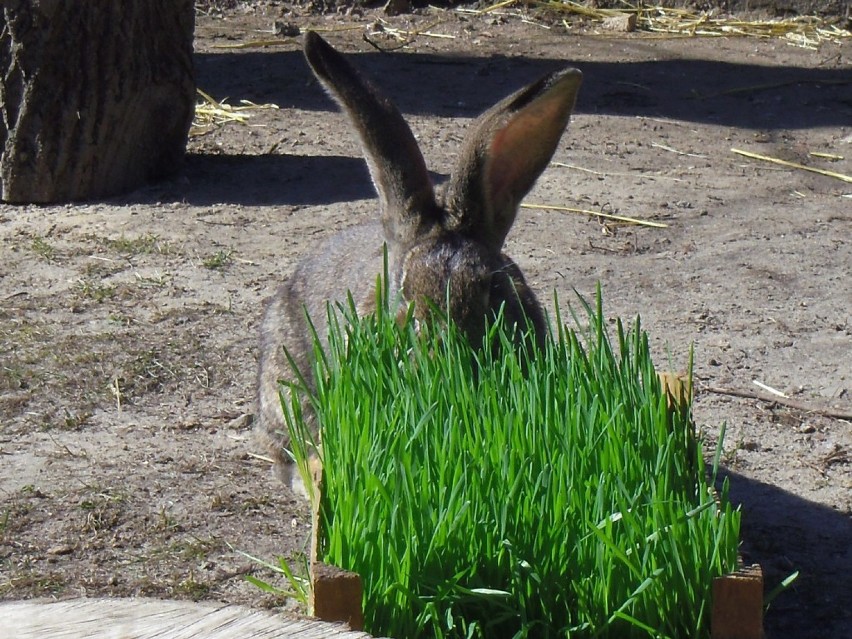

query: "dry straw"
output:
732 148 852 184
522 202 669 228
478 1 850 47
191 89 279 136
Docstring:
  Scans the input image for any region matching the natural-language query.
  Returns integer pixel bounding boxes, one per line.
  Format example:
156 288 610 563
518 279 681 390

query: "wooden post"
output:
659 371 763 638
657 370 693 415
308 457 364 631
712 564 764 639
657 370 699 468
311 563 364 631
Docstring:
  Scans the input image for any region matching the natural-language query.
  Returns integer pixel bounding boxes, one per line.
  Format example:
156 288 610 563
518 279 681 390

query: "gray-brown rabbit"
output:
257 32 582 496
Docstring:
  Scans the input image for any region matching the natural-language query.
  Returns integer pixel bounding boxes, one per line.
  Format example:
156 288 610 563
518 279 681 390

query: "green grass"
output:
203 249 233 270
75 279 116 302
30 236 55 261
104 233 171 256
279 287 741 638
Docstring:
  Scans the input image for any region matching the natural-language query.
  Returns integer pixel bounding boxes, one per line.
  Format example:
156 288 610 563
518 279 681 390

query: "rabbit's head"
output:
304 32 582 347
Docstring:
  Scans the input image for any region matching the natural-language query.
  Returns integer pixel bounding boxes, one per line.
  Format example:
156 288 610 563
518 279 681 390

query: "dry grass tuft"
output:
191 89 279 137
478 1 850 48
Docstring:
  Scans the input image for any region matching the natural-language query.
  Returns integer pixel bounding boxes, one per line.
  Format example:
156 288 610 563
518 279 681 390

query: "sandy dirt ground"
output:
1 4 850 638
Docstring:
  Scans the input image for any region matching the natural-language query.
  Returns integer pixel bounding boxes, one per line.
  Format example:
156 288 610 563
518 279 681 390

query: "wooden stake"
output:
655 372 764 638
712 564 764 639
311 563 365 631
309 457 365 631
657 370 693 415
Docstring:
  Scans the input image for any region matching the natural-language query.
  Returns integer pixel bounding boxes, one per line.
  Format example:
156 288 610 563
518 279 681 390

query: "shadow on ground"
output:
151 45 849 207
195 48 852 130
137 154 450 207
176 44 850 207
181 153 373 206
719 470 852 639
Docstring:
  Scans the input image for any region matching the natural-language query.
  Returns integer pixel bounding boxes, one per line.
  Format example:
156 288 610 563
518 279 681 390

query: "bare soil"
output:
1 5 850 638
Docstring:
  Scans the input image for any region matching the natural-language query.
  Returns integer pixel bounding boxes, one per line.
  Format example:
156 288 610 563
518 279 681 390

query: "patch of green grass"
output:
105 233 171 256
153 505 182 533
61 408 92 430
0 569 67 597
1 488 38 529
0 362 30 393
79 488 128 533
75 279 116 302
240 495 273 512
169 537 216 562
134 271 171 289
211 492 273 514
30 236 55 261
83 260 116 277
0 313 47 341
121 348 179 395
203 249 233 270
106 346 188 408
278 288 741 638
175 573 211 600
238 548 311 607
108 312 134 326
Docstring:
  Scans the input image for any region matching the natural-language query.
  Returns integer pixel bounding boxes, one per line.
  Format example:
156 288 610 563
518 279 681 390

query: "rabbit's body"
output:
257 223 383 450
257 32 582 496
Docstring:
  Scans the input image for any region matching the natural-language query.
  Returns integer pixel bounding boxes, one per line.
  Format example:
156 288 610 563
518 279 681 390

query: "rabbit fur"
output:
257 32 583 496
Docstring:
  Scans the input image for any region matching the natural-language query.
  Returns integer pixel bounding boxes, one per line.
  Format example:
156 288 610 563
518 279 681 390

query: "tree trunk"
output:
0 0 195 204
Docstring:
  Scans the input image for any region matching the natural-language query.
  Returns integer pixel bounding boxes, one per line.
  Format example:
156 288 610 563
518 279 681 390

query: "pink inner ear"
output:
487 95 572 203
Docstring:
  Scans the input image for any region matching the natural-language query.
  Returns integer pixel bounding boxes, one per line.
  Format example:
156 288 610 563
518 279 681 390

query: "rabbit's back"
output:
286 221 389 345
256 221 388 479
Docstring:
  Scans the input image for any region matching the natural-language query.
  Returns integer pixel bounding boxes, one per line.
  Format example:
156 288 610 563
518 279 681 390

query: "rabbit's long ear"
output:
304 32 438 244
444 69 582 251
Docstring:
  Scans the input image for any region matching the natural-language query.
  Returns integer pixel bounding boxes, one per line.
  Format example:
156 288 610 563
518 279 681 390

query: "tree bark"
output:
0 0 195 203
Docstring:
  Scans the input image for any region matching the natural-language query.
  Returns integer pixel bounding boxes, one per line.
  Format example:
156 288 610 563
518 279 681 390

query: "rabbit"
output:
257 31 583 497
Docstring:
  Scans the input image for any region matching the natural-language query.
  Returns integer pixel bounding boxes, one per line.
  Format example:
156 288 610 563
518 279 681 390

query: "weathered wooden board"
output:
0 598 376 639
